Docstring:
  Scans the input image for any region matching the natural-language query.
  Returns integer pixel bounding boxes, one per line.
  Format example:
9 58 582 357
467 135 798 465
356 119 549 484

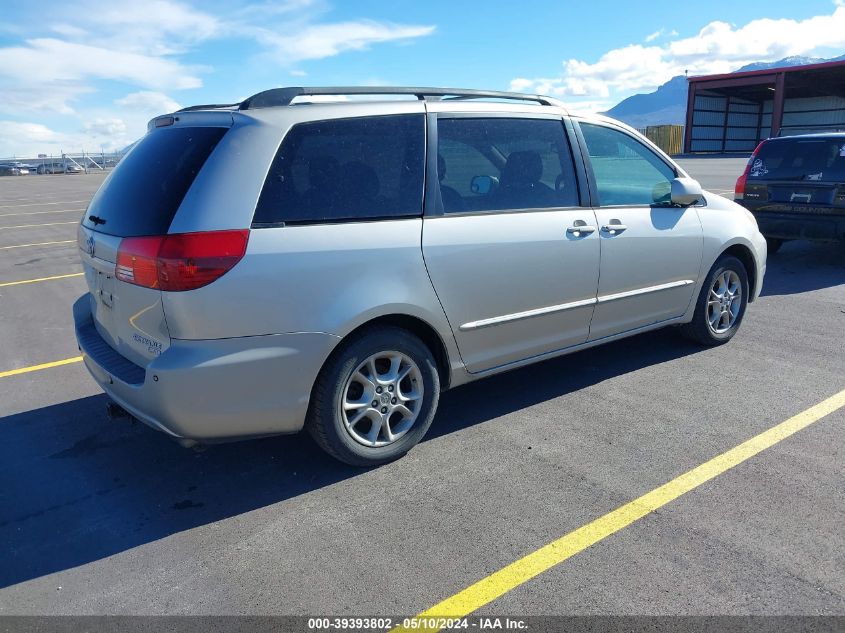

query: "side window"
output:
253 114 424 225
436 118 579 213
579 123 676 206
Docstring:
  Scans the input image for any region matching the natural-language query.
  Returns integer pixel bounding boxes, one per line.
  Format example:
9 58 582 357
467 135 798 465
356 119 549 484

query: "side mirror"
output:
470 175 497 195
671 177 703 206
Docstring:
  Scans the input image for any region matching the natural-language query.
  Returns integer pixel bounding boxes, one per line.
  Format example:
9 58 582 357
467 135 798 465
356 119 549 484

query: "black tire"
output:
305 326 440 467
765 237 783 254
680 255 749 346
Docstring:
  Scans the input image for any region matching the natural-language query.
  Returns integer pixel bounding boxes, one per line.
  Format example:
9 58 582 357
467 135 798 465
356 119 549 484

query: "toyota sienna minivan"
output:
74 86 767 466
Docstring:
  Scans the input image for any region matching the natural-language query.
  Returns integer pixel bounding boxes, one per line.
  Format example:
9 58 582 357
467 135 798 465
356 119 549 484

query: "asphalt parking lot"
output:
0 162 843 619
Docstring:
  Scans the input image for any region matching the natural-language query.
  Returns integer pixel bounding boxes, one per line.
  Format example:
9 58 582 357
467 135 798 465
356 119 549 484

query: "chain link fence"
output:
0 151 123 175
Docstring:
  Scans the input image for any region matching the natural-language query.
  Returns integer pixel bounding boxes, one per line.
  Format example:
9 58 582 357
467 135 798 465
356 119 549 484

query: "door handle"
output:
600 222 628 235
566 224 596 237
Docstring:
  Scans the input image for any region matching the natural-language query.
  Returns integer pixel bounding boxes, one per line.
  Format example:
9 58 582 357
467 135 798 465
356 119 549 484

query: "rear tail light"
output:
735 141 765 200
115 236 160 288
115 230 249 291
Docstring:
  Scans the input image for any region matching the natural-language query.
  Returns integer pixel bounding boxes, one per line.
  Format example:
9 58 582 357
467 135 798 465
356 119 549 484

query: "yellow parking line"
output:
0 356 83 379
0 208 85 217
0 240 76 251
0 221 78 230
0 272 84 287
397 388 845 630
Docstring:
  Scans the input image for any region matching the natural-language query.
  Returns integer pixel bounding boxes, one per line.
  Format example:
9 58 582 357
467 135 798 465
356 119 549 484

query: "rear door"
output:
422 115 600 373
78 123 228 367
575 121 703 340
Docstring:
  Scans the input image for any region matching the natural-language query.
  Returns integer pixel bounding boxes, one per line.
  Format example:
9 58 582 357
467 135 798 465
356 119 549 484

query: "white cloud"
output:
0 121 65 145
83 118 127 137
0 1 214 115
0 1 437 154
668 11 845 62
0 2 435 116
57 0 221 56
645 28 678 42
0 38 203 90
0 120 129 156
252 20 435 63
513 8 845 100
0 83 94 115
0 38 203 115
116 91 182 114
50 24 88 39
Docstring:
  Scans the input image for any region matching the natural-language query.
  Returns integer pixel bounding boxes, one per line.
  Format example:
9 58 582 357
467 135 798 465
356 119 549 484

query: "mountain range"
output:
603 55 845 129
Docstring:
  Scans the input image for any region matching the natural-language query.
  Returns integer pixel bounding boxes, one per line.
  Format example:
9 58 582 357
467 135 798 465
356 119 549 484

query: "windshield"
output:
749 138 845 183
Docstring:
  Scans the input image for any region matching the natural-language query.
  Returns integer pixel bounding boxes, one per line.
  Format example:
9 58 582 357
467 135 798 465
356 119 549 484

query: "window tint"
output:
254 115 424 225
83 127 227 237
580 123 676 206
436 118 579 213
749 138 845 182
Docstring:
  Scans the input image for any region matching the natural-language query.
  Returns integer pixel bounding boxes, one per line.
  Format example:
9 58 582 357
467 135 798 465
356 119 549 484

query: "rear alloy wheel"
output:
341 351 424 448
680 255 749 346
306 326 440 466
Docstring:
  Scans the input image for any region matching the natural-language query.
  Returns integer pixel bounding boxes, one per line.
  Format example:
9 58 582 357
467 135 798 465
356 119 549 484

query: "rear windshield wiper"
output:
88 215 107 225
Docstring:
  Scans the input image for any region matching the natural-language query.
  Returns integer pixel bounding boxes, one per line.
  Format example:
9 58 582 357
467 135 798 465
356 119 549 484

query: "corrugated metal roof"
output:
688 59 845 83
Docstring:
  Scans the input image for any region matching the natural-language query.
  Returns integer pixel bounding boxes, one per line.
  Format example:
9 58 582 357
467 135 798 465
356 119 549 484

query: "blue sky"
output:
2 0 845 156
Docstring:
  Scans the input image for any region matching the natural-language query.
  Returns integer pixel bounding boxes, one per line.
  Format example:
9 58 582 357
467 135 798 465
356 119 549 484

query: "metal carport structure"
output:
684 59 845 153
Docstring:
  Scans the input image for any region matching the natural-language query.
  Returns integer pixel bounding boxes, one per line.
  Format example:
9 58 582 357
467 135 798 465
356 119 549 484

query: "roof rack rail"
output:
177 103 240 112
238 86 560 110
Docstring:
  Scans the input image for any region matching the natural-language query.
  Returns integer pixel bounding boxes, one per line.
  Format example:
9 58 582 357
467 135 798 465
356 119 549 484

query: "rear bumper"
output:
73 295 339 441
747 210 845 241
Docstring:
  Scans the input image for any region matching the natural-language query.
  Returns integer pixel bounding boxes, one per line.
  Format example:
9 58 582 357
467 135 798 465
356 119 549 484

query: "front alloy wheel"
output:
680 255 749 346
707 270 743 335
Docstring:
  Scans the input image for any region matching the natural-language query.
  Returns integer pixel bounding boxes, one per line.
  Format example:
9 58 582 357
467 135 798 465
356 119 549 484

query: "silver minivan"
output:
74 86 767 466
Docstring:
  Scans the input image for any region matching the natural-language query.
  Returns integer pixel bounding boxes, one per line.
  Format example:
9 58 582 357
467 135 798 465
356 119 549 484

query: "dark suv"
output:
735 134 845 252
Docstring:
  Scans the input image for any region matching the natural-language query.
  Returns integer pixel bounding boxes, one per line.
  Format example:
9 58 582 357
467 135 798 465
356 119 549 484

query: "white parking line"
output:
0 221 78 230
0 208 85 218
0 240 76 251
0 200 89 209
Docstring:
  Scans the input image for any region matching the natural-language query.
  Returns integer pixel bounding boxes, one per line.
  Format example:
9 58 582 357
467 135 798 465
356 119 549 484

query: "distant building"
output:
683 59 845 153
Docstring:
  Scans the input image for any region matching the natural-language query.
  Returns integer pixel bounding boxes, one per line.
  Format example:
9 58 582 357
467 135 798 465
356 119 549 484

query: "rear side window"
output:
750 138 845 182
83 127 227 236
436 117 579 213
253 115 425 225
580 123 676 206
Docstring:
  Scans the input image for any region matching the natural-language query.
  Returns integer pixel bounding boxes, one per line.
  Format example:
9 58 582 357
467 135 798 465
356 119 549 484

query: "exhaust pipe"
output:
105 400 131 421
105 400 204 451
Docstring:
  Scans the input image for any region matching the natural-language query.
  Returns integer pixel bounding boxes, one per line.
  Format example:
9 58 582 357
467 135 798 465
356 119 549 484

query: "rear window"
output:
253 114 424 225
750 138 845 183
83 126 227 236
